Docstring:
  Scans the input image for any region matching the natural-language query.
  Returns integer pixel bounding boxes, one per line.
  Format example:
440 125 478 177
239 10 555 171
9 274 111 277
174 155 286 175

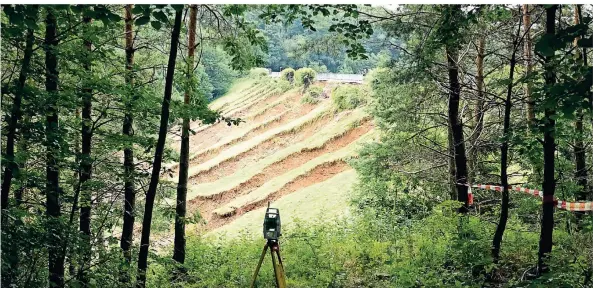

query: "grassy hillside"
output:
159 76 375 243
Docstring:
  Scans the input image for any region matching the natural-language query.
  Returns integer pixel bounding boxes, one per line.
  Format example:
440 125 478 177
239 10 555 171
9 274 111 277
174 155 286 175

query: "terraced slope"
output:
166 78 377 240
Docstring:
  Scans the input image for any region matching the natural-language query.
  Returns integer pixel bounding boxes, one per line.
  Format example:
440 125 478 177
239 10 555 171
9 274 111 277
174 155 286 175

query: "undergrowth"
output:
332 85 369 111
147 200 592 287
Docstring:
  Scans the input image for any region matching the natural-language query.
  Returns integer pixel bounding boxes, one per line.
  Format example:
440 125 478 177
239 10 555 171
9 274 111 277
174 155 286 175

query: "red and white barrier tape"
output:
468 184 593 212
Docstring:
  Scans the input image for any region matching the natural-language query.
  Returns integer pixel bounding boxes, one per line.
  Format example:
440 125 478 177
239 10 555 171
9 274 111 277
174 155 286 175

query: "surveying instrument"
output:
250 204 287 288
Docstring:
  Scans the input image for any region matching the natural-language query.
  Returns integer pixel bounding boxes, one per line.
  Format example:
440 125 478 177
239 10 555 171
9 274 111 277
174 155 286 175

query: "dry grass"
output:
184 108 371 200
174 102 332 182
211 130 376 217
203 169 358 240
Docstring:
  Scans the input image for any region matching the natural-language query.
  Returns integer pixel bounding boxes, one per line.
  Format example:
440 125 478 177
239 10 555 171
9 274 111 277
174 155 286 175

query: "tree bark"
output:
448 125 457 200
573 5 588 202
492 13 520 263
120 4 136 275
577 5 592 201
470 35 485 182
78 14 93 287
173 4 197 266
45 9 66 288
538 5 557 275
523 4 535 128
445 10 470 212
137 9 183 287
1 14 37 213
1 13 37 288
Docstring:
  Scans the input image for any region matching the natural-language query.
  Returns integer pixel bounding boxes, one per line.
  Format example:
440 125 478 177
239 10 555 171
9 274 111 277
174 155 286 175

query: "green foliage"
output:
307 85 323 98
301 85 322 104
295 67 317 85
331 85 368 110
280 67 295 82
147 204 592 287
249 67 270 79
275 78 293 92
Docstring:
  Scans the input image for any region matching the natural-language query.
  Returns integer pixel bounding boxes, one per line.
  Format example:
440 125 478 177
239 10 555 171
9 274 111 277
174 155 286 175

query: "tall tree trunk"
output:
173 4 197 266
470 35 485 182
1 18 37 288
523 4 535 127
78 15 93 287
137 9 183 287
45 9 65 288
1 15 37 214
445 7 470 212
577 5 592 201
538 5 557 275
492 14 521 263
448 126 457 200
573 5 588 202
121 4 136 281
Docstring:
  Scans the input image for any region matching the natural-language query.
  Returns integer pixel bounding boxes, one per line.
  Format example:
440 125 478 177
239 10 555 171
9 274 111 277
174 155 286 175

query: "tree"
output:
523 4 535 127
537 4 558 274
573 4 588 202
492 6 522 263
137 6 183 287
443 5 470 212
44 8 66 287
78 13 94 287
173 4 197 268
120 4 136 274
1 6 38 216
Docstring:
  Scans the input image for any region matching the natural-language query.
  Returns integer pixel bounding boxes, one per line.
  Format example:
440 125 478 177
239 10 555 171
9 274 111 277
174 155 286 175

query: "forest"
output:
1 4 593 288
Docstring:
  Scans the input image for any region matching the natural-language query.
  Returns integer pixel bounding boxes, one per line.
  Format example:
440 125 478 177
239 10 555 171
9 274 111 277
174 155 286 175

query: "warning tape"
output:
467 184 593 212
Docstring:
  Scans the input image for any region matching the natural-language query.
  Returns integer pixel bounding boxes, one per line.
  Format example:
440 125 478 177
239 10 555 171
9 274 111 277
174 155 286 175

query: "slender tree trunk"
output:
45 9 65 288
523 4 535 127
78 15 93 287
577 5 592 201
470 36 485 182
173 5 197 266
445 11 470 212
573 5 588 202
538 5 557 275
1 20 37 214
492 14 521 263
121 4 136 275
448 126 457 200
1 19 37 288
137 9 183 288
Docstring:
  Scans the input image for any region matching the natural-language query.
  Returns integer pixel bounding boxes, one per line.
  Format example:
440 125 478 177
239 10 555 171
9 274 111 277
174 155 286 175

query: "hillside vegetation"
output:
2 4 593 288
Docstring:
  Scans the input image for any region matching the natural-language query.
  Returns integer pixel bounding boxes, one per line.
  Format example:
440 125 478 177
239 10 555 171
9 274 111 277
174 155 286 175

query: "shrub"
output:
295 67 317 86
248 67 270 79
331 84 369 110
277 79 293 93
280 68 295 83
307 86 323 98
301 94 319 104
300 86 323 104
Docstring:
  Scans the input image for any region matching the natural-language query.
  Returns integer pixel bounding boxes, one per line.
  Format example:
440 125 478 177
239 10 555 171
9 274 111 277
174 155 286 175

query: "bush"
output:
276 79 293 93
307 86 323 98
295 67 316 86
249 67 270 79
280 68 295 83
331 85 369 110
301 94 319 104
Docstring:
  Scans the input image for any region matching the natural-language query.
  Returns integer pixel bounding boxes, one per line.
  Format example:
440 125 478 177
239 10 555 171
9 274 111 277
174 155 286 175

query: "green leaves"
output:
135 15 150 26
133 4 178 27
150 21 161 30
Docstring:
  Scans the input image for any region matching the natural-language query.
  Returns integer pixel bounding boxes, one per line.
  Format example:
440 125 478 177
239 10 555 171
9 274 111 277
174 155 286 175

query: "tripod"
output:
250 239 286 288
